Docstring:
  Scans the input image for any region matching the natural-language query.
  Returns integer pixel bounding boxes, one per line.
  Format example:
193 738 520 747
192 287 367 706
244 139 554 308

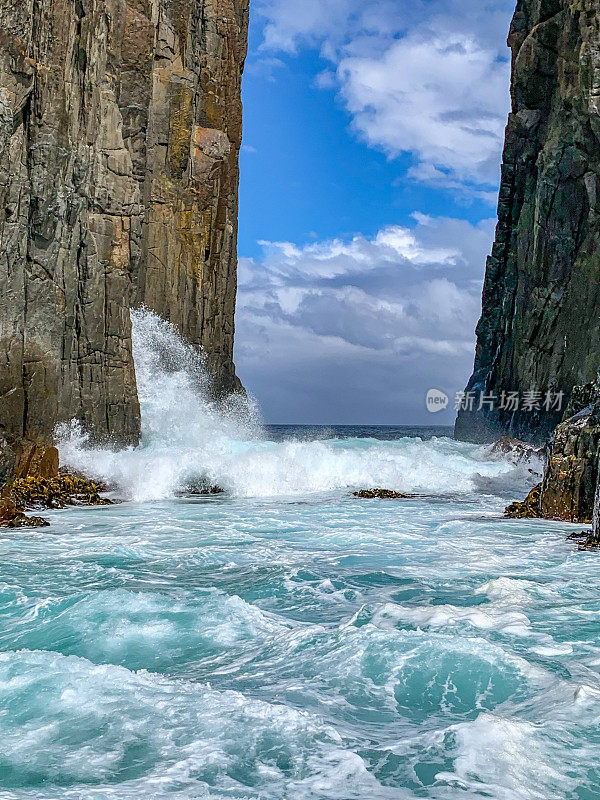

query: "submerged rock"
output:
488 437 544 465
353 489 412 500
579 534 600 551
3 513 51 529
565 530 600 551
0 494 49 529
505 484 542 519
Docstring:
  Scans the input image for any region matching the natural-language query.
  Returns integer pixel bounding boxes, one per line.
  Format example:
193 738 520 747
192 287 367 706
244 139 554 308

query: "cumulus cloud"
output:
256 0 514 194
338 34 509 187
235 216 495 424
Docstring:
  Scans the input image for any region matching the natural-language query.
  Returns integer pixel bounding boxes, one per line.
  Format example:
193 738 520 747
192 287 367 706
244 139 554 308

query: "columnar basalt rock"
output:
129 0 248 395
0 0 248 482
456 0 600 444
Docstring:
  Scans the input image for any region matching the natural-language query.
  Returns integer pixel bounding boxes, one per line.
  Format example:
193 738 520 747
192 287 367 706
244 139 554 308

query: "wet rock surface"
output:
0 493 49 528
505 383 600 525
505 483 542 519
456 0 600 444
488 437 545 465
182 476 226 496
353 489 413 500
538 410 600 523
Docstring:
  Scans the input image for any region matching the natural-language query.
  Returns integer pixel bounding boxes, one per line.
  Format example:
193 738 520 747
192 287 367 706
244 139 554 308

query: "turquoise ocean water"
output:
1 312 599 799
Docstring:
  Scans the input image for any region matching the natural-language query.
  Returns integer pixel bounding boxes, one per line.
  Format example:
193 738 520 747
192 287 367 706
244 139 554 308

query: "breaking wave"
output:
57 309 538 502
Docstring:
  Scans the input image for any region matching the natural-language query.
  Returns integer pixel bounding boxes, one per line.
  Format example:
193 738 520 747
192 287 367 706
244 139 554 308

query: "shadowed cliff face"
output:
0 0 248 456
456 0 600 444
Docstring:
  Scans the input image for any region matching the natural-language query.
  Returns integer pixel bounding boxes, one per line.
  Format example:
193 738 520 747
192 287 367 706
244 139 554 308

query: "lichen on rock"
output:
505 484 542 519
10 475 113 511
0 472 114 530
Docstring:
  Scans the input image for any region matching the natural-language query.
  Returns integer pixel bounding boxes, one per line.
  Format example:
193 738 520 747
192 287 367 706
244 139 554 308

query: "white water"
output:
3 309 599 800
57 310 538 502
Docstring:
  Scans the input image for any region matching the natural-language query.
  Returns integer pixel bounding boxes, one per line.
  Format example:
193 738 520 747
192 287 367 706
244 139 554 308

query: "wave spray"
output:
58 309 534 502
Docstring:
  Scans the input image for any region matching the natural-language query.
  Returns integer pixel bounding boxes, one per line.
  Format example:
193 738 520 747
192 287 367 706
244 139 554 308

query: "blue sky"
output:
234 0 515 425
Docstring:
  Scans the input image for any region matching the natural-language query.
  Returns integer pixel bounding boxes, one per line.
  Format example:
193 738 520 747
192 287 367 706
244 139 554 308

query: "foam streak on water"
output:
2 310 598 799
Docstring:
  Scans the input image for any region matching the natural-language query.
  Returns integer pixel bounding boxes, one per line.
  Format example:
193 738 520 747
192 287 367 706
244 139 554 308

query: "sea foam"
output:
57 310 535 503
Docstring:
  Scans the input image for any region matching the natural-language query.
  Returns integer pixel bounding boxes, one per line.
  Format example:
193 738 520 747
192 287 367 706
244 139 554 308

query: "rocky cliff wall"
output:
0 0 247 477
130 0 247 395
504 399 600 528
456 0 600 444
539 408 600 523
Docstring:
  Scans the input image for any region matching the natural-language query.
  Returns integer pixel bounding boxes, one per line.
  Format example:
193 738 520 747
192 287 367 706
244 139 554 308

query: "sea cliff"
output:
456 0 600 532
0 0 248 481
456 0 600 445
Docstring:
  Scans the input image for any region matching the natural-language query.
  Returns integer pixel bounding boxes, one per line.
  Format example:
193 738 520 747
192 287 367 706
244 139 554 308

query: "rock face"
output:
129 0 247 396
504 384 600 523
456 0 600 444
0 0 248 475
538 408 600 522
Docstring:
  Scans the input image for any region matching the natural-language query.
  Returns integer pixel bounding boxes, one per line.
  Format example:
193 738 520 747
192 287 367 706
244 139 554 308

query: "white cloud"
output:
260 0 341 52
242 223 460 285
259 0 407 54
338 34 509 187
235 215 495 424
256 0 514 195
